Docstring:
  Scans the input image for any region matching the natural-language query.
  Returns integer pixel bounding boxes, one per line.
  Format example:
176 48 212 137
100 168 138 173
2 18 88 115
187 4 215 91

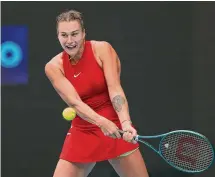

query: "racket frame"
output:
135 130 215 173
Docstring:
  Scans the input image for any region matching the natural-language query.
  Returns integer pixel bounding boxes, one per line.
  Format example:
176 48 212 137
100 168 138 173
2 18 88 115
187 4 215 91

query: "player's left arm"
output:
96 41 132 126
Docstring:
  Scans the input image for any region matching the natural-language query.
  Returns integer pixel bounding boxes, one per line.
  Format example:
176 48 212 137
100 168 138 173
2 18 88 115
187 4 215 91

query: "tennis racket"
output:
119 130 214 173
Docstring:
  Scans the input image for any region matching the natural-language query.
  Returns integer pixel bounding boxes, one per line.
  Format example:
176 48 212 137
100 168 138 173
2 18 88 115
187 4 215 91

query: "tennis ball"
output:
62 107 76 121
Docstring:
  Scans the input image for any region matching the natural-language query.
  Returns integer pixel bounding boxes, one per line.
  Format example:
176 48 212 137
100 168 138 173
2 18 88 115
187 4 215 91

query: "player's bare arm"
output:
96 41 132 125
45 54 120 138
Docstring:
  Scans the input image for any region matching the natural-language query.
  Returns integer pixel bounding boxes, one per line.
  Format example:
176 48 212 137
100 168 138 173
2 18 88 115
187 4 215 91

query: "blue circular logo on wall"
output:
1 41 23 68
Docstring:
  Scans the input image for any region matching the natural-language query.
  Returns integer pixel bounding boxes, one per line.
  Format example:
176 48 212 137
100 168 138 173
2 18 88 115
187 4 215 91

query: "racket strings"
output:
160 132 214 172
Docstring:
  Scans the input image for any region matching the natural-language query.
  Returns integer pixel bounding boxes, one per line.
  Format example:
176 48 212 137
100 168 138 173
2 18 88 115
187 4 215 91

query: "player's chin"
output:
66 50 77 57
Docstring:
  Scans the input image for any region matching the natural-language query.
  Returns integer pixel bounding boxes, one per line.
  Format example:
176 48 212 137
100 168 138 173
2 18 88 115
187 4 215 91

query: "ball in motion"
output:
62 107 76 121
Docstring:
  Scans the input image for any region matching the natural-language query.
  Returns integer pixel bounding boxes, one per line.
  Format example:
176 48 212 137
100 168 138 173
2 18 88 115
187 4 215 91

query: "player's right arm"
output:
44 56 121 138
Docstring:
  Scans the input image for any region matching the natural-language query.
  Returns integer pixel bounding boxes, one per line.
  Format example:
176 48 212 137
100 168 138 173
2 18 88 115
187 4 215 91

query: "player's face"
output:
58 20 85 58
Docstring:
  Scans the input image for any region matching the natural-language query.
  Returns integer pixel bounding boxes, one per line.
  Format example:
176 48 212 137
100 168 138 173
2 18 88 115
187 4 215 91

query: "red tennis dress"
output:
59 41 139 163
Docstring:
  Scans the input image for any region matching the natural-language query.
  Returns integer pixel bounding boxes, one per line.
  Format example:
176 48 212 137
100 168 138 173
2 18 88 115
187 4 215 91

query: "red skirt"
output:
59 124 139 163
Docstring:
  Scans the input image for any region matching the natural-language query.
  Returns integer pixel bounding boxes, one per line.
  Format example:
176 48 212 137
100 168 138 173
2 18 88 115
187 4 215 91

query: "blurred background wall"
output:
2 2 215 177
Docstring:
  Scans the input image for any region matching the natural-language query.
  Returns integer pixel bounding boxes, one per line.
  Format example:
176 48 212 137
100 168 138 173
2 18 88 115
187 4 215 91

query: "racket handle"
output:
118 130 139 141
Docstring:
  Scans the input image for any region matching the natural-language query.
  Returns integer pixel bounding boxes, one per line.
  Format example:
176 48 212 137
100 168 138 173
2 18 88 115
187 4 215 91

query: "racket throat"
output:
138 139 160 154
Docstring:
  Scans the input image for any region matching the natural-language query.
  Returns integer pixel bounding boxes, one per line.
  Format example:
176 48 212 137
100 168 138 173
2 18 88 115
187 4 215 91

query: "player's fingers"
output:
110 134 116 139
106 130 117 139
127 132 134 142
122 132 127 141
110 129 121 139
129 130 137 144
131 139 137 144
104 132 109 136
101 128 107 135
131 129 137 137
123 132 131 142
102 128 111 137
114 130 121 139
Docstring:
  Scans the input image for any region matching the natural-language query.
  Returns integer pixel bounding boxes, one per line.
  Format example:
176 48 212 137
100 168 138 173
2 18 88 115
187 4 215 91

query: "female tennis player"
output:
45 9 149 177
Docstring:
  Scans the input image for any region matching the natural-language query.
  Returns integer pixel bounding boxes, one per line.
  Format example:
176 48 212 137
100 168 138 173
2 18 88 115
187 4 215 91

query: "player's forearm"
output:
109 86 132 124
67 98 104 127
52 82 105 127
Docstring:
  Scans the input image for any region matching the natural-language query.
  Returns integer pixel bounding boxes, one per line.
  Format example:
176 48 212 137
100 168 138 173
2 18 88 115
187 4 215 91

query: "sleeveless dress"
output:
59 41 139 163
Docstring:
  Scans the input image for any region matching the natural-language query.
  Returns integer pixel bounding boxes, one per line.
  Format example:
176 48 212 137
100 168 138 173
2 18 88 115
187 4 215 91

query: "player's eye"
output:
72 32 79 37
61 34 68 38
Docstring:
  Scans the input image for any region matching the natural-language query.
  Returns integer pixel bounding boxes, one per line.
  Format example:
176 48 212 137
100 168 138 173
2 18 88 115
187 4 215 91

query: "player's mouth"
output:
65 44 77 50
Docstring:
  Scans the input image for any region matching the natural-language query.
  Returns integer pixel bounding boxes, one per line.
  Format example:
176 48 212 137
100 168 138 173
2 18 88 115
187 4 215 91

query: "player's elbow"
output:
44 62 56 80
44 63 51 76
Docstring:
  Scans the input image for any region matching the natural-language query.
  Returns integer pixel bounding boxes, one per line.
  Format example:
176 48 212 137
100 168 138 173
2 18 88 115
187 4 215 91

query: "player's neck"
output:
69 41 85 64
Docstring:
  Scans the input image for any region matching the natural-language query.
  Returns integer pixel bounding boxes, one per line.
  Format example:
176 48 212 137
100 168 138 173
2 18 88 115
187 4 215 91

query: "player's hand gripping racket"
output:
119 130 214 173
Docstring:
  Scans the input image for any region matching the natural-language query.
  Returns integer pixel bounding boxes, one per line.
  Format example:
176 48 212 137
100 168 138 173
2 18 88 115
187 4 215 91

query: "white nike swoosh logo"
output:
74 72 81 78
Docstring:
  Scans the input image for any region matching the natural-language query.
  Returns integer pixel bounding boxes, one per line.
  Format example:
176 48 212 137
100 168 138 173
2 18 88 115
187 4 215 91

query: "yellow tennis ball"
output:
62 107 76 121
